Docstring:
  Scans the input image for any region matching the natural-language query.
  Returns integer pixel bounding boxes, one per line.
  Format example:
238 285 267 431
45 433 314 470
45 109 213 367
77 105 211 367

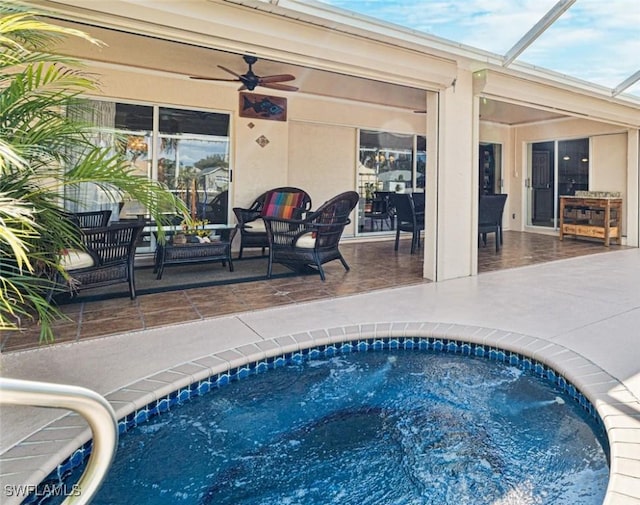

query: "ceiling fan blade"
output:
190 75 239 82
217 65 242 78
259 74 296 84
260 82 299 92
191 57 298 92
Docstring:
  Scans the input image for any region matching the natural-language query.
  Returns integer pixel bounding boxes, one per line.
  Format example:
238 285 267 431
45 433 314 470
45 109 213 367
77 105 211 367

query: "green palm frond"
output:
0 194 38 271
0 1 186 342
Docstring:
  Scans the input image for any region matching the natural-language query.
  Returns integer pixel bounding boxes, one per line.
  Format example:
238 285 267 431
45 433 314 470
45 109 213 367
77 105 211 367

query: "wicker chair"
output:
232 187 312 258
201 189 229 224
59 221 145 299
263 191 359 281
68 210 112 229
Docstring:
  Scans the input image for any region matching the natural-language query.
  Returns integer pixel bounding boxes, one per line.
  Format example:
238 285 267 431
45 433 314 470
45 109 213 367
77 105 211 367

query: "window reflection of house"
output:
66 101 232 252
357 130 426 235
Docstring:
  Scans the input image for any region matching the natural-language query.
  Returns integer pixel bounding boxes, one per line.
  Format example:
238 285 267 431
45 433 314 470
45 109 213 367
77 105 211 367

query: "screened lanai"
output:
295 0 640 98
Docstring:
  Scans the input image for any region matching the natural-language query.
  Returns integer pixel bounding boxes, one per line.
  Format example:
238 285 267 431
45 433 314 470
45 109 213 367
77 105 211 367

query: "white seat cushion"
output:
244 218 266 232
60 249 95 270
295 232 316 249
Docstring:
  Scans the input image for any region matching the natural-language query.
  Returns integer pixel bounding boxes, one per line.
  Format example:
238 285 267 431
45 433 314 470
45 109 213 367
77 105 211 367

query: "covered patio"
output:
20 0 640 285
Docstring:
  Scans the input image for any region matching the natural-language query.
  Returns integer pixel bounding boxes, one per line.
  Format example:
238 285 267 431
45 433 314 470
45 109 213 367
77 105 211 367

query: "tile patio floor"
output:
0 231 628 353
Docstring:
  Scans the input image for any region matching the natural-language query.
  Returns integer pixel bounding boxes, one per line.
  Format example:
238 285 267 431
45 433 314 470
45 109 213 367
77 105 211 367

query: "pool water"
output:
44 350 608 505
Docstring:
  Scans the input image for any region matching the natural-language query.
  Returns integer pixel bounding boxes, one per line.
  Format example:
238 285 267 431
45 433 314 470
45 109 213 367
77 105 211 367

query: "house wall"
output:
432 68 476 280
591 133 629 238
85 63 426 242
288 121 357 235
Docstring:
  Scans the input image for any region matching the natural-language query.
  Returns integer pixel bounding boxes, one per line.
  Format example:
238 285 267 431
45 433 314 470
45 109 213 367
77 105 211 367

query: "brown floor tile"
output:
194 300 249 318
2 232 628 353
284 287 333 301
79 316 145 339
80 305 143 323
141 306 201 328
243 293 295 309
137 291 190 310
1 327 77 352
229 282 280 296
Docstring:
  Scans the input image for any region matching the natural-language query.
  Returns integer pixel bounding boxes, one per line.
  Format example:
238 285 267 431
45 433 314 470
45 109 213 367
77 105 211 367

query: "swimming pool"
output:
36 343 609 505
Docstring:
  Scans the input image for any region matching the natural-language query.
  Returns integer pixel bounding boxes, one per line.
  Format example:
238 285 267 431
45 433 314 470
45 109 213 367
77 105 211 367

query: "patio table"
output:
153 226 237 280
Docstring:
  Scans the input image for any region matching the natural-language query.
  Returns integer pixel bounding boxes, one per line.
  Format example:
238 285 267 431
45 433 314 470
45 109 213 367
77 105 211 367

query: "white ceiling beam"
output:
612 70 640 97
503 0 576 67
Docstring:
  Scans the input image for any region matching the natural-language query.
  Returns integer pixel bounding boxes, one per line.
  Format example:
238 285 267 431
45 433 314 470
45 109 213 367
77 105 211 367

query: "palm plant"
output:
0 2 189 342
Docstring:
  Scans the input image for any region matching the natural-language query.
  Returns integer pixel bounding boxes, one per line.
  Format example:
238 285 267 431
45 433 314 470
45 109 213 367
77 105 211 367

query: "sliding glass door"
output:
66 100 232 252
526 138 589 228
357 130 426 235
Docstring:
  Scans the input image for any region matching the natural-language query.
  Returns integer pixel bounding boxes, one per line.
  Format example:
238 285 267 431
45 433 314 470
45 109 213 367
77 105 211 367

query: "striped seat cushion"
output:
262 191 305 219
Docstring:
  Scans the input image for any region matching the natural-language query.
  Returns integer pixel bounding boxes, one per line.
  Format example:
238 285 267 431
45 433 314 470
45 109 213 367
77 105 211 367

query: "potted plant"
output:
176 219 212 244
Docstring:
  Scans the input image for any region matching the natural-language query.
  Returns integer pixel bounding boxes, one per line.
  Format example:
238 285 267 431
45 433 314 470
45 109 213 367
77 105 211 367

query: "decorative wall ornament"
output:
247 122 255 129
239 92 287 122
256 135 270 148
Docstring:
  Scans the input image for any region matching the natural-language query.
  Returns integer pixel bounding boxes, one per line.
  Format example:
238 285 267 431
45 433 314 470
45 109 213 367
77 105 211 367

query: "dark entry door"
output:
532 148 553 226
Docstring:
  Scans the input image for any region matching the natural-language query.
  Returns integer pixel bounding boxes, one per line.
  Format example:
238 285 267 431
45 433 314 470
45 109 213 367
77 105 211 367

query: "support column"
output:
424 69 477 281
627 128 639 247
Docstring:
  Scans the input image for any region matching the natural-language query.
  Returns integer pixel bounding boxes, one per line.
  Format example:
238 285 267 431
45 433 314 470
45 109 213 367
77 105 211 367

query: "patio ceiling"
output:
52 16 564 126
34 0 627 126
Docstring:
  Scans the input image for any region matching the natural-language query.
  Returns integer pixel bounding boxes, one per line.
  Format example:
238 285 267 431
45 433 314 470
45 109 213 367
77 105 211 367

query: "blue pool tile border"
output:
27 335 608 503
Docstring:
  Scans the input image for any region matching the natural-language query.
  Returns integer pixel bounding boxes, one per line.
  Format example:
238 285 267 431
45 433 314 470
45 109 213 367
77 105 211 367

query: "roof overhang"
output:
24 0 640 125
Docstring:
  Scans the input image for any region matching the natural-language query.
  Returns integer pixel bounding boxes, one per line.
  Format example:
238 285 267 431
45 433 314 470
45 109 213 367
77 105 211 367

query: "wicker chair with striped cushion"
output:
263 191 359 281
232 187 312 258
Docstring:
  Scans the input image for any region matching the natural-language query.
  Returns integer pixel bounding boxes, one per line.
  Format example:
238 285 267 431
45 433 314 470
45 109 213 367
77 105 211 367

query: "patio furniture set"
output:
57 188 361 301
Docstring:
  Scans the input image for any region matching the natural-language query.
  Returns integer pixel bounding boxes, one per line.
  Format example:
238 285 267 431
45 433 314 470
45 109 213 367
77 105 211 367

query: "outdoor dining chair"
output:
389 193 424 254
478 194 508 252
68 210 112 229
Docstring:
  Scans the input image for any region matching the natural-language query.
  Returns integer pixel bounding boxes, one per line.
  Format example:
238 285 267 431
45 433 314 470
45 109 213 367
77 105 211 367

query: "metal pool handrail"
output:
0 378 118 505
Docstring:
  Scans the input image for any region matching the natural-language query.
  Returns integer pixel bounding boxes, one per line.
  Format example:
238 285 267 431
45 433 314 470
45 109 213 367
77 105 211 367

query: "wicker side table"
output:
153 226 237 280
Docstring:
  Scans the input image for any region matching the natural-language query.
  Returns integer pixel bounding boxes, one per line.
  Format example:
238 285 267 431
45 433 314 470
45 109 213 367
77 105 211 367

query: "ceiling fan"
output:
190 54 298 92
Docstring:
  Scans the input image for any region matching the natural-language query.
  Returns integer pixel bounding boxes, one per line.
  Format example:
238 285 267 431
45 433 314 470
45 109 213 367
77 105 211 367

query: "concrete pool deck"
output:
1 248 639 504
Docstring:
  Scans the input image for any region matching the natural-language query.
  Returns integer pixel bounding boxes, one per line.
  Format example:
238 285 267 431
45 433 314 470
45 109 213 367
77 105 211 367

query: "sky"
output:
316 0 640 97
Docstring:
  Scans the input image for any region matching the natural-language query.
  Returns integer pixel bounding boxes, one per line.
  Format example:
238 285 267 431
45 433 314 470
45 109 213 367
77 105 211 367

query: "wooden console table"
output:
153 226 237 279
559 195 622 247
